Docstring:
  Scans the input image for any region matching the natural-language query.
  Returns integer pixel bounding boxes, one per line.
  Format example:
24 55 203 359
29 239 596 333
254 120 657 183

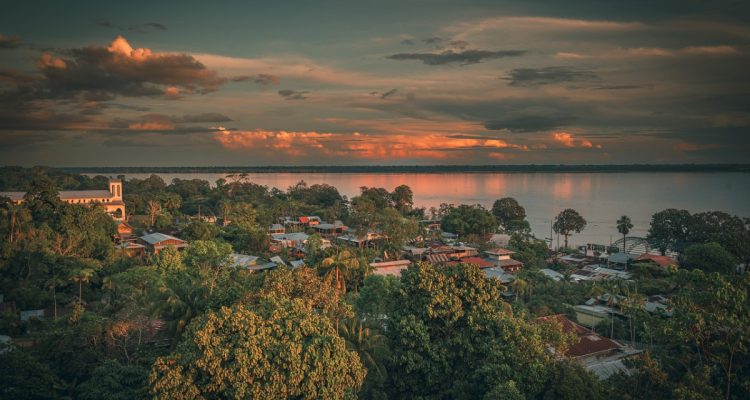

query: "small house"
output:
370 260 412 277
485 248 523 273
312 222 347 237
139 233 188 254
537 314 641 379
269 224 285 235
607 252 636 269
271 232 309 248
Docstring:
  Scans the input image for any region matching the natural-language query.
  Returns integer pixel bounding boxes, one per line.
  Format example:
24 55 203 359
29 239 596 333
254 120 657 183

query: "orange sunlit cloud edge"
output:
211 127 603 160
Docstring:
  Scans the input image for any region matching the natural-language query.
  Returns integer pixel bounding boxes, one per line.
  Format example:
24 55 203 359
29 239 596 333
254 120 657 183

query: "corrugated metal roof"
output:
230 253 259 267
427 253 451 263
140 232 184 245
271 232 309 241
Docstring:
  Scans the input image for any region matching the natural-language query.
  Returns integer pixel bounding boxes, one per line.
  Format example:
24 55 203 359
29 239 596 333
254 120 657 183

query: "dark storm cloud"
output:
32 37 225 100
96 20 168 33
449 40 469 49
504 67 598 86
422 37 445 45
484 114 577 132
0 104 93 131
0 36 232 137
110 112 232 128
400 39 415 46
0 68 39 85
0 131 72 148
144 22 167 31
232 73 281 85
381 88 398 99
388 49 526 65
0 34 22 49
593 84 653 90
96 20 115 28
278 89 308 100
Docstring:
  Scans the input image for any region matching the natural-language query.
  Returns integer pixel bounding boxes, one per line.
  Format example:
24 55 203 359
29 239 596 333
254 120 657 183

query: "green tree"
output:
149 299 366 400
157 192 182 216
320 248 361 293
69 267 96 306
662 270 750 400
440 204 497 236
186 240 233 294
553 208 587 249
617 215 634 253
387 262 562 399
374 207 419 258
146 200 162 227
181 219 220 241
355 274 401 323
541 360 603 400
681 242 737 274
689 211 750 264
78 359 149 400
492 197 528 233
0 346 63 399
391 184 414 214
23 175 62 222
647 208 692 254
154 246 184 273
339 318 389 398
252 267 353 324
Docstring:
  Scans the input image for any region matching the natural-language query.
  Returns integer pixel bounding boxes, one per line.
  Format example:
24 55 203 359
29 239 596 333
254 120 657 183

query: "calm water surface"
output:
94 172 750 247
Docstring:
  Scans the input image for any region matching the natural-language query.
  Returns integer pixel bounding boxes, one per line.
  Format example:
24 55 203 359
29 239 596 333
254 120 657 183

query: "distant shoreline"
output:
63 164 750 174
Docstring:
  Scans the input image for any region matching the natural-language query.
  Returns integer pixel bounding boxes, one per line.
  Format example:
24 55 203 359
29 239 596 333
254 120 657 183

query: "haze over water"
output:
98 172 750 248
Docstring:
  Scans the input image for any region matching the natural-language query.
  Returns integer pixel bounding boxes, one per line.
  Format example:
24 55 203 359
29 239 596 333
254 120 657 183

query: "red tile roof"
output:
636 254 677 268
498 259 523 267
538 314 623 358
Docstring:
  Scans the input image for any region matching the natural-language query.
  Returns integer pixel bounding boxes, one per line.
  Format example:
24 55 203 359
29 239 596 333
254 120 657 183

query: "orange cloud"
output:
128 121 175 131
552 132 600 149
213 128 527 160
37 53 66 69
675 142 724 152
164 86 181 99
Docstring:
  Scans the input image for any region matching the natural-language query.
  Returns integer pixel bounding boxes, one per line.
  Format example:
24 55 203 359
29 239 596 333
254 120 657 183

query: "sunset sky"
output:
1 0 749 166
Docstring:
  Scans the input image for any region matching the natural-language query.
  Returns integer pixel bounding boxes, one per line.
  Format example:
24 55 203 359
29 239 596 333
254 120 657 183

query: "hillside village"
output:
0 167 748 399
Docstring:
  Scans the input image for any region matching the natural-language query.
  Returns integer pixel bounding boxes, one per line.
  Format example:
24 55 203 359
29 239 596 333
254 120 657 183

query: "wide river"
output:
93 172 750 248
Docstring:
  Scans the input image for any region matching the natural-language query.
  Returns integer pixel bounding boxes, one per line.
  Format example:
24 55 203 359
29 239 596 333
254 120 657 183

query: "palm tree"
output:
45 275 65 318
69 268 95 306
151 274 207 349
616 215 633 254
338 318 388 381
5 202 22 243
320 248 360 293
219 200 232 226
147 200 162 227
